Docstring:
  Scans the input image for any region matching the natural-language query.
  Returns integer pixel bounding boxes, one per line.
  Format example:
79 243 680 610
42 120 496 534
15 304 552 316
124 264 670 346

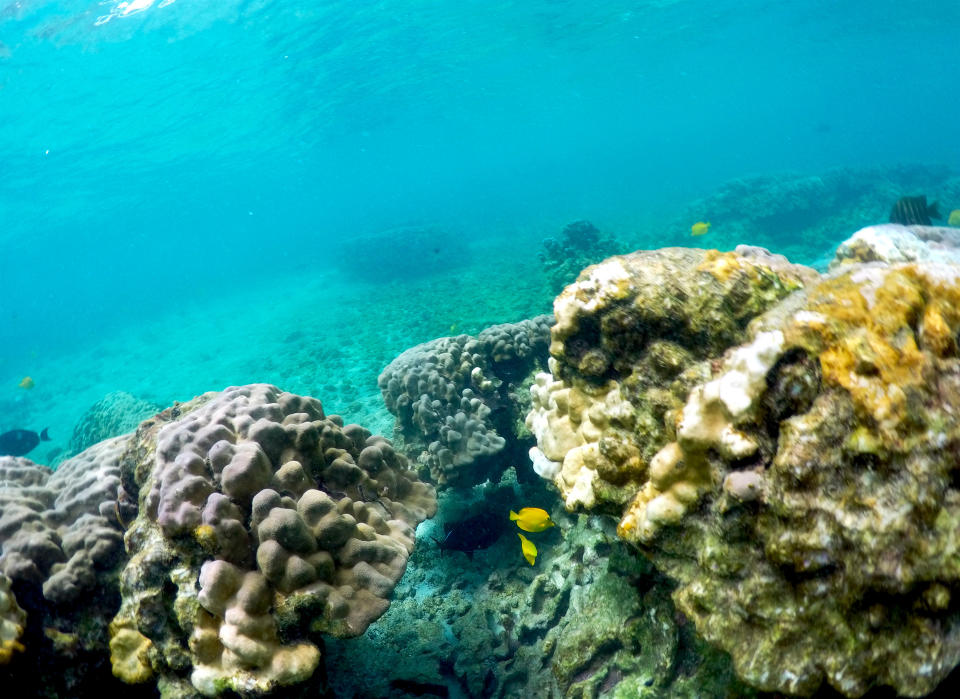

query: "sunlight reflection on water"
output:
95 0 175 26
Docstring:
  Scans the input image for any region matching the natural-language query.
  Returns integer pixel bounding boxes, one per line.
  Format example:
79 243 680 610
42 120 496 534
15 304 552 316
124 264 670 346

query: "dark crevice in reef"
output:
0 571 157 699
761 347 821 434
569 639 623 687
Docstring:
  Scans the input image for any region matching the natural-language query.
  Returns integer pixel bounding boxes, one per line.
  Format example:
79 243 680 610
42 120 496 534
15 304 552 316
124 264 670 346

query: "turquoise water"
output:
1 0 958 458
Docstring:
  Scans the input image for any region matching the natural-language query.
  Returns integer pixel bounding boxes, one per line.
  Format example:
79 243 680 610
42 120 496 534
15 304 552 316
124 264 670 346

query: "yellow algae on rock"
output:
0 573 26 665
697 249 751 283
532 250 960 697
529 247 813 518
791 264 960 440
109 618 154 684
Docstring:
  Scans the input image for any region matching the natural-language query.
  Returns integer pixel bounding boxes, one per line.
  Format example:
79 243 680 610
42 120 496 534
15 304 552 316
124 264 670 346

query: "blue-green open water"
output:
1 0 958 458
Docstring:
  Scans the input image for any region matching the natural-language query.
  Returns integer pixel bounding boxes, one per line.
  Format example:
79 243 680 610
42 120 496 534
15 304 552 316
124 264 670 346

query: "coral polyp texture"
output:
110 383 436 697
529 245 960 696
379 315 552 486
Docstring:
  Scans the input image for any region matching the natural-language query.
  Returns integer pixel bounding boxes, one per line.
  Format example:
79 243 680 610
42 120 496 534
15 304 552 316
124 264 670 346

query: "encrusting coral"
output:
109 383 436 697
528 243 960 697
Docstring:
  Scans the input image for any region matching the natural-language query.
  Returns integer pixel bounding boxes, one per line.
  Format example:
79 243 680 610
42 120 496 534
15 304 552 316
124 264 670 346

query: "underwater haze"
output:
1 0 959 453
6 2 960 698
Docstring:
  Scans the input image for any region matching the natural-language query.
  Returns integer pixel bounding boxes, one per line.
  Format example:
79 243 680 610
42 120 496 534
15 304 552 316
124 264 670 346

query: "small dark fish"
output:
0 427 50 457
435 511 507 556
890 195 941 226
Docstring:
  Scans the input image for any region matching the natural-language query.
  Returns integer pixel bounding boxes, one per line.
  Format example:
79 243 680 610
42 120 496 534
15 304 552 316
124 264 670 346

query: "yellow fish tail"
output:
518 533 537 565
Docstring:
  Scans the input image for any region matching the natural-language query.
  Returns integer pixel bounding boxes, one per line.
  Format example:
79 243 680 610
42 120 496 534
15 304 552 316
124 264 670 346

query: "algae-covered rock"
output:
527 246 816 514
529 248 960 697
832 223 960 268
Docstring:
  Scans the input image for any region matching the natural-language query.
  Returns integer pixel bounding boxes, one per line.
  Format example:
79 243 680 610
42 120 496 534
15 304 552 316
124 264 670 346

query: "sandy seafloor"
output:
0 234 556 464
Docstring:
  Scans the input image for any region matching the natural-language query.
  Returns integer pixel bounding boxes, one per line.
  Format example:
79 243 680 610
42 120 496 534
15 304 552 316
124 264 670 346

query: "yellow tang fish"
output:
518 533 537 565
949 209 960 227
18 376 35 390
510 507 555 533
691 221 711 236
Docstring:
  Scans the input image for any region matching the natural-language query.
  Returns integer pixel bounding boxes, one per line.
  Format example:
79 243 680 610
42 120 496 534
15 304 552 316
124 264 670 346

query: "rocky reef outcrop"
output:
528 246 816 513
831 222 960 268
528 230 960 697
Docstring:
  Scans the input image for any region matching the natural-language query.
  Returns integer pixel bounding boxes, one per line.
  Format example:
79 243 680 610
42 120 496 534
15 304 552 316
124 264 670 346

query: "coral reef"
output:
67 390 162 458
324 471 752 698
110 383 436 697
379 315 553 486
527 246 816 513
0 439 127 605
0 384 434 698
669 163 960 267
539 220 622 294
0 439 136 696
529 244 960 696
